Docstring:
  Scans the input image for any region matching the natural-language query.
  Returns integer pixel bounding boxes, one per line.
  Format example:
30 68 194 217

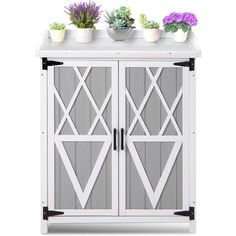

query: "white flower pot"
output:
143 29 160 43
50 30 65 43
76 28 92 43
172 29 188 43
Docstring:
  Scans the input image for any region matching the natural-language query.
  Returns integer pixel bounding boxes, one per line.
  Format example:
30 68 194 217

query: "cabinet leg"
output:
189 221 196 233
41 220 48 234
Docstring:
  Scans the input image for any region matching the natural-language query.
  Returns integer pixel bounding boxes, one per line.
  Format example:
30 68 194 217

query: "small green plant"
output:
105 6 135 29
139 14 159 29
49 22 66 30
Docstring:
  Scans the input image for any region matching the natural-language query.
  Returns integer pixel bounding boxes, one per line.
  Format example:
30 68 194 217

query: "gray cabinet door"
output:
119 61 190 216
47 61 118 216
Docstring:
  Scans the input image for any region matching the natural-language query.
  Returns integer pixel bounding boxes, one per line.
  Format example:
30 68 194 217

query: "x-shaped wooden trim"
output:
55 140 111 209
54 67 111 135
159 87 183 135
88 89 111 135
146 67 182 135
54 87 79 135
127 67 182 136
55 67 91 135
126 88 150 136
127 67 163 135
73 67 111 135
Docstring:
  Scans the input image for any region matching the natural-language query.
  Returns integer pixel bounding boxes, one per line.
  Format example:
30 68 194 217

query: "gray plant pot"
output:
106 28 134 41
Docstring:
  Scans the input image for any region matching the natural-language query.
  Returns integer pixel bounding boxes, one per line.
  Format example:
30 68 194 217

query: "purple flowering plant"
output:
163 12 197 33
65 1 102 28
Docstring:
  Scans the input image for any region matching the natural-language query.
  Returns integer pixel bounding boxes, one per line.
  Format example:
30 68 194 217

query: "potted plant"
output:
139 14 160 43
65 1 102 43
49 22 66 43
163 12 197 42
104 6 135 41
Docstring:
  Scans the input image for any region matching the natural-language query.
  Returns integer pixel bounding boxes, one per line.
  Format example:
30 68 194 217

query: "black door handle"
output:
121 128 125 150
113 129 117 151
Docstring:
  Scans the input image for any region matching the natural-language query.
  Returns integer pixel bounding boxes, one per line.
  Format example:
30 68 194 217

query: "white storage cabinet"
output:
37 30 201 233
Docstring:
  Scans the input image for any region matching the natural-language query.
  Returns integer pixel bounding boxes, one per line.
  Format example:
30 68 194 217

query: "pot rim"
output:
49 29 66 31
107 27 134 30
76 27 93 30
143 28 160 30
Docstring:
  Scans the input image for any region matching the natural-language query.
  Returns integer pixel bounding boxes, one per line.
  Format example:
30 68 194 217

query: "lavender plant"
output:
163 12 197 33
104 6 135 29
139 14 159 29
65 1 102 28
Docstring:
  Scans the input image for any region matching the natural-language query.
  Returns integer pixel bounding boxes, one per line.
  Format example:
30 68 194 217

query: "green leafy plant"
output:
49 22 66 30
104 6 135 29
164 22 190 33
139 14 159 29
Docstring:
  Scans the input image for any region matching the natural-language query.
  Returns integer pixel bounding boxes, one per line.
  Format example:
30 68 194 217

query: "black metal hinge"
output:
174 207 195 220
174 58 195 71
43 207 64 220
42 58 63 70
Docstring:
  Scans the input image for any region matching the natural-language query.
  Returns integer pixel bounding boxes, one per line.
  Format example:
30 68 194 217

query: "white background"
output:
0 0 235 235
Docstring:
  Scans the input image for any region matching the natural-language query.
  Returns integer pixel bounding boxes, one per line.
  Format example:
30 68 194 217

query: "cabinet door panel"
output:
119 61 189 216
48 61 118 216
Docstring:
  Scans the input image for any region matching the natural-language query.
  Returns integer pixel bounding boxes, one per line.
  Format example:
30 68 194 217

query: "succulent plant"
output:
139 14 159 29
113 18 126 28
104 6 135 29
49 22 66 30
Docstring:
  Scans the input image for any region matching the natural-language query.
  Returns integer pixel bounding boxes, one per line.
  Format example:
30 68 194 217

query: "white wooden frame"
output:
189 70 196 232
40 59 48 233
119 61 190 216
41 58 196 233
47 60 119 216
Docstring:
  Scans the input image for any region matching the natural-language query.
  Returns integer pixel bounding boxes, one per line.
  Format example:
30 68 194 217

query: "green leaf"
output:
164 24 171 32
170 25 178 33
177 23 183 29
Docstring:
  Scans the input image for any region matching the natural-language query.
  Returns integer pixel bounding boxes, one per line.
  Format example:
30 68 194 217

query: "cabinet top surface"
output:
37 30 201 59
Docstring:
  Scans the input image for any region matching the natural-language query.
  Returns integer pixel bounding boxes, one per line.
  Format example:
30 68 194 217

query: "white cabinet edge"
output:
36 30 201 59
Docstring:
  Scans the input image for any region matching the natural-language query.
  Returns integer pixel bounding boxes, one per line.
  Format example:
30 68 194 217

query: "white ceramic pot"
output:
143 29 160 43
172 29 188 43
50 29 65 43
76 28 92 43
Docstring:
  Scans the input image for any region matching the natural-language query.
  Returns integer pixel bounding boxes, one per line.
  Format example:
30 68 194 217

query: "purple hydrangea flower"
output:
175 13 183 23
163 16 172 25
163 12 198 26
182 12 198 26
